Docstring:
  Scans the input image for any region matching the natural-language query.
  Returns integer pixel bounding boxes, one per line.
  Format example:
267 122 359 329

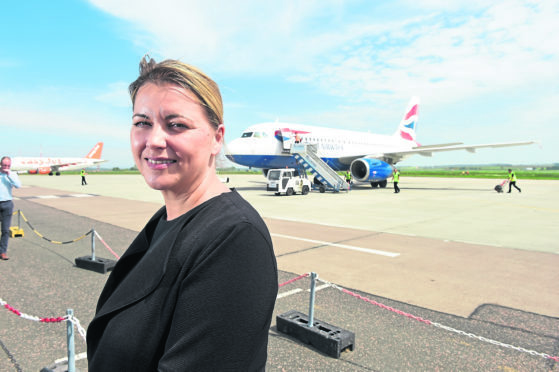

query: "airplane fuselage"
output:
226 122 414 172
225 97 535 188
11 142 106 175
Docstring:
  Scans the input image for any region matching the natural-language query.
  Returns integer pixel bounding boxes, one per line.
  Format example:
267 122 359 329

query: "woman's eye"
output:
168 122 188 129
133 121 152 128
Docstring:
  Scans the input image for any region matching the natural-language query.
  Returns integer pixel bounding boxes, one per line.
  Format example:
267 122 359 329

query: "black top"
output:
87 190 278 371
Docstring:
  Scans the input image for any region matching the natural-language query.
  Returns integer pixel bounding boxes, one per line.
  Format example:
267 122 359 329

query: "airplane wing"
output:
339 140 537 165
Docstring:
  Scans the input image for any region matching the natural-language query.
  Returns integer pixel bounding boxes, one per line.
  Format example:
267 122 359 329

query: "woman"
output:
87 56 278 371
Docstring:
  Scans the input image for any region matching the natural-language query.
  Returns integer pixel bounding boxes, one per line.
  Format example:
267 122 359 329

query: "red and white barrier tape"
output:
314 278 559 363
94 230 120 260
1 298 87 342
279 272 309 287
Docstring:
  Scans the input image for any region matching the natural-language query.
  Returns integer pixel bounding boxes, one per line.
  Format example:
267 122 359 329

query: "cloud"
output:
95 81 132 108
83 0 558 165
307 1 559 106
0 93 129 141
89 0 559 108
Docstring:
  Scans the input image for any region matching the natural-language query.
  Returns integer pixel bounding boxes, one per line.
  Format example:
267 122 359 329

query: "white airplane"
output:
225 97 535 188
12 142 106 176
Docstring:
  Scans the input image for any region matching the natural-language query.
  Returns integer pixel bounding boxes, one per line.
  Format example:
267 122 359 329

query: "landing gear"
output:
370 180 388 188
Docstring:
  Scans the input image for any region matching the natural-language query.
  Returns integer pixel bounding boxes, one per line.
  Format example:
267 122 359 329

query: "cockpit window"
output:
254 132 261 138
241 132 253 138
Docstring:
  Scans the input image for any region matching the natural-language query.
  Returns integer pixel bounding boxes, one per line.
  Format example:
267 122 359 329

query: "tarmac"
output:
1 173 558 371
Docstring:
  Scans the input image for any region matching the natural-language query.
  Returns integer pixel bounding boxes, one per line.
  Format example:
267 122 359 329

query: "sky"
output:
1 0 558 168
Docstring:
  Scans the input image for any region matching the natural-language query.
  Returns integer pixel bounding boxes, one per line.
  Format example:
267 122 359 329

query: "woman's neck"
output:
162 175 230 220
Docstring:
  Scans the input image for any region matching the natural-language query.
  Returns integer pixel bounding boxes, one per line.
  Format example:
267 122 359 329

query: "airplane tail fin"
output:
396 97 420 142
86 142 104 159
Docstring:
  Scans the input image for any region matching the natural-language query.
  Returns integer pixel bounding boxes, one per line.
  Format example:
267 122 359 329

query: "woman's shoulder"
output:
202 190 264 227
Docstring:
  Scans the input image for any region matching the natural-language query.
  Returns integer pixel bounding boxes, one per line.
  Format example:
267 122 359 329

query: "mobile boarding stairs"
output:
290 143 349 193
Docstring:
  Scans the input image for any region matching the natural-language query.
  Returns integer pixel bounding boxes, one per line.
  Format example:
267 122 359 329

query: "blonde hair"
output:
129 56 223 129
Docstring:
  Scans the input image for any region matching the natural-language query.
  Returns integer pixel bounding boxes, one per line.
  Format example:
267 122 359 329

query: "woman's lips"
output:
145 158 177 169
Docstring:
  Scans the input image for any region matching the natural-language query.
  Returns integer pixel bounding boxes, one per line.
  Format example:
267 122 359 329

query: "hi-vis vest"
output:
509 171 517 182
393 171 400 182
81 170 86 176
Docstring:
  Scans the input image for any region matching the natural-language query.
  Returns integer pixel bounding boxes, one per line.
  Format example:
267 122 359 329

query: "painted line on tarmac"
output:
17 193 98 200
454 239 503 247
55 351 87 364
308 284 330 292
277 283 330 299
271 233 400 257
277 288 303 299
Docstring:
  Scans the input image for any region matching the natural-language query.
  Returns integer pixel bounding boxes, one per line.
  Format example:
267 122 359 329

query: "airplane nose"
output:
225 138 243 157
223 141 232 156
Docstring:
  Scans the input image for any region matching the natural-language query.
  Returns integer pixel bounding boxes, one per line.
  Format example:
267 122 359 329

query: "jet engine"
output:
350 158 393 188
28 167 52 175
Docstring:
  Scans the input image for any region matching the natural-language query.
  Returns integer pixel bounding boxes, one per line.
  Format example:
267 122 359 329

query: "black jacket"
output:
87 191 278 371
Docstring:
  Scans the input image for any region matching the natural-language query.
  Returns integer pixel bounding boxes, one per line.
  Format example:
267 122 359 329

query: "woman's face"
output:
131 82 223 196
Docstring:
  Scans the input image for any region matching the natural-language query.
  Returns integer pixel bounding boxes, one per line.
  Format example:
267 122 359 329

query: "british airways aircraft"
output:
225 97 534 188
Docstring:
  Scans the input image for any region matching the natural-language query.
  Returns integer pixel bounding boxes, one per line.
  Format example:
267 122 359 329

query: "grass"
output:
396 167 559 180
52 166 559 180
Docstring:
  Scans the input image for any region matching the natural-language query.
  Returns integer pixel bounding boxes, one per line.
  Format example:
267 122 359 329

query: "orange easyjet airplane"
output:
11 142 106 175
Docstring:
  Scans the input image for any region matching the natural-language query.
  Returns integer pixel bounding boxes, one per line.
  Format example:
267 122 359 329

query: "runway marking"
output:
277 288 302 299
309 284 331 292
454 239 503 247
55 351 87 364
16 193 98 200
271 233 400 257
277 284 330 299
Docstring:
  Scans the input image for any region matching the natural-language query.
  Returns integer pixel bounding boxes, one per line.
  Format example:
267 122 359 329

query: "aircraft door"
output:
280 129 294 151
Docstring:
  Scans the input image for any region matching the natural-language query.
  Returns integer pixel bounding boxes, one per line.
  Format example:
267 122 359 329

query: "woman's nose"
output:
146 123 167 149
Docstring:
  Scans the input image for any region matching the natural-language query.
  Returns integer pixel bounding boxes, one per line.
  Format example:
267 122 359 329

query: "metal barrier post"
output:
308 272 317 327
66 309 75 372
90 228 96 261
17 209 21 228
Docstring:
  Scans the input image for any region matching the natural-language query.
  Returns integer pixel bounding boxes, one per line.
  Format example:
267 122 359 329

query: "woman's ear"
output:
211 124 225 155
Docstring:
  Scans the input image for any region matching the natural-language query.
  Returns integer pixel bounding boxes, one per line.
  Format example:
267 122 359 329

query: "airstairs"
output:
291 144 349 192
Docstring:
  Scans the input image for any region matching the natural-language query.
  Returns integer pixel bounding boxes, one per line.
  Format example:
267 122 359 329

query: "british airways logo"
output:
274 128 310 141
400 104 418 140
404 104 418 121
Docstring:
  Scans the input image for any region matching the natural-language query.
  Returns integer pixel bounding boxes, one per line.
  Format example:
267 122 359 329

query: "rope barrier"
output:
0 298 87 342
18 211 92 245
314 277 559 363
94 230 120 260
0 337 23 372
6 211 559 367
279 272 309 287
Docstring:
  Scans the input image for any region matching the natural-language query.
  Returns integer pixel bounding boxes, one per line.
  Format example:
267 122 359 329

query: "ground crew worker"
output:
507 168 521 193
392 168 400 193
81 168 87 185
